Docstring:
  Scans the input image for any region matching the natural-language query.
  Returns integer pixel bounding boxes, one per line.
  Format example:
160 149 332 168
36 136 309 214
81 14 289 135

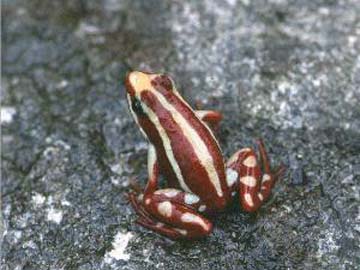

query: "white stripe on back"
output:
152 91 223 197
142 103 193 193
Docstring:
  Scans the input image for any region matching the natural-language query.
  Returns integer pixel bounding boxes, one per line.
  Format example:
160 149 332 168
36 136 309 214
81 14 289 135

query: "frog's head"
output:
124 71 178 139
125 70 175 97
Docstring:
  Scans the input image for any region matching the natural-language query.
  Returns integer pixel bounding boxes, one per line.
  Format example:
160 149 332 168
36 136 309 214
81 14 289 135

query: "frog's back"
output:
139 77 231 210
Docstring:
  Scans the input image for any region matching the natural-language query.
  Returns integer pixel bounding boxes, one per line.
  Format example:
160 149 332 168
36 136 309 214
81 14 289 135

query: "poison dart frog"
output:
125 71 285 239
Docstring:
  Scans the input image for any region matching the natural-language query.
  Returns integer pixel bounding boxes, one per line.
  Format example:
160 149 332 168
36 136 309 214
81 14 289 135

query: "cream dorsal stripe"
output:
173 91 222 152
141 102 193 193
151 90 224 197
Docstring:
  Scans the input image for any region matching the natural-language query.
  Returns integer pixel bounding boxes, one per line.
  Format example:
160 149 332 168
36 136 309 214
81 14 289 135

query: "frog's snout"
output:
125 71 157 97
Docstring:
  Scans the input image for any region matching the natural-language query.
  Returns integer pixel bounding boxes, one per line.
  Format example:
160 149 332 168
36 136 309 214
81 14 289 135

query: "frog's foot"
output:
127 192 153 224
195 110 223 132
226 139 286 212
128 189 212 239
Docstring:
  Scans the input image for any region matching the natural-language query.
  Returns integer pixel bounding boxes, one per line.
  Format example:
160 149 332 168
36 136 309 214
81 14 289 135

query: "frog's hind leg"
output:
133 189 213 239
128 144 212 239
128 192 153 224
128 193 181 238
226 140 285 212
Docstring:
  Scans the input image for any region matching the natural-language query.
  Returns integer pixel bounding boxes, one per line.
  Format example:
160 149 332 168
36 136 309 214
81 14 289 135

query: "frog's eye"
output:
131 98 145 116
160 75 173 90
152 75 173 91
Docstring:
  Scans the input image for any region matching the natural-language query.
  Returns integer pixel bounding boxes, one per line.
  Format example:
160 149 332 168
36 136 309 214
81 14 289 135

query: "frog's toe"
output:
273 163 286 183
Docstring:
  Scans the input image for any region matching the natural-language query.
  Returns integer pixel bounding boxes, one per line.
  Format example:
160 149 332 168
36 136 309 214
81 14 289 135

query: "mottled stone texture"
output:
1 0 359 269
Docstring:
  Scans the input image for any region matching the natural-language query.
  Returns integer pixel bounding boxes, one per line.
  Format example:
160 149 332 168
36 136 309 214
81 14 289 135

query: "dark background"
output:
2 0 359 269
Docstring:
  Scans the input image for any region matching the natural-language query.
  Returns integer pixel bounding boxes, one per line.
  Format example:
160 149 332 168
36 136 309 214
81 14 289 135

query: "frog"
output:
124 71 285 239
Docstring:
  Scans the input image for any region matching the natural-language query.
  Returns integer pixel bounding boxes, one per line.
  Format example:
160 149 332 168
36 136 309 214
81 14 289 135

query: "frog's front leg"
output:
195 110 223 131
226 140 286 212
128 145 212 239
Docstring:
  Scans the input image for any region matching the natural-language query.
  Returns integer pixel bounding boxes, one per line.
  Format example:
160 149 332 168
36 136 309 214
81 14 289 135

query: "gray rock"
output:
2 0 359 269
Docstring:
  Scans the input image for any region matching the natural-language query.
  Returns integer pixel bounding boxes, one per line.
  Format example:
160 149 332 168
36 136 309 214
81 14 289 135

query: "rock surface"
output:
2 0 359 269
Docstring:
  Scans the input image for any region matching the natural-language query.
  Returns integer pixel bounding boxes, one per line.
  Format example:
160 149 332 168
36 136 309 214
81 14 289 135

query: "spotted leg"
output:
128 145 212 239
139 189 212 239
226 140 285 212
195 110 223 131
